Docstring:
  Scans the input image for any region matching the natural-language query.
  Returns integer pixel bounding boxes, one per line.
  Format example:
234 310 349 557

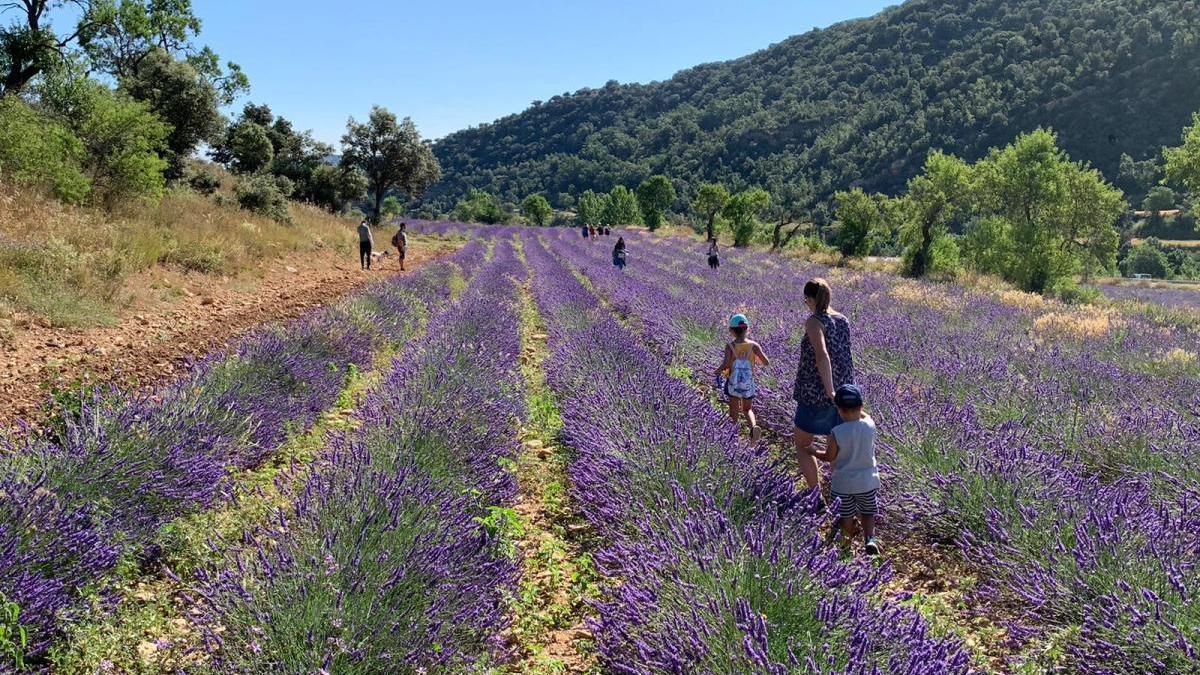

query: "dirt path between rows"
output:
0 243 450 426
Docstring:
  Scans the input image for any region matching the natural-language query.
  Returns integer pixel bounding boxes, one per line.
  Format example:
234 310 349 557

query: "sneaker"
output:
750 425 762 443
864 538 881 556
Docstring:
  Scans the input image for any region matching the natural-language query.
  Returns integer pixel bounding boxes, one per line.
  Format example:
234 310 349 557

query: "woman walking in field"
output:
707 237 720 271
792 278 856 494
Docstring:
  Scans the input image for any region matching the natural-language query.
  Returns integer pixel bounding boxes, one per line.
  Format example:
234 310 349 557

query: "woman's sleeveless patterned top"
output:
793 311 855 405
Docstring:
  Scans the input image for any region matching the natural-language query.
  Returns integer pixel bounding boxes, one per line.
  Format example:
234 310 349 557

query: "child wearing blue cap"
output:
807 383 881 555
714 313 770 443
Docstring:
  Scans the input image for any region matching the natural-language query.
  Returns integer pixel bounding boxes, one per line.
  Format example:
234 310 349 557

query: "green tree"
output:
119 49 221 179
833 188 890 258
381 194 403 219
577 189 604 226
1 0 234 96
0 96 90 202
900 151 970 277
228 122 273 174
1143 186 1176 212
341 106 440 224
1122 238 1173 278
1164 111 1200 221
722 187 770 247
452 188 506 224
79 0 247 102
305 163 366 213
971 129 1124 292
601 185 641 226
521 193 552 225
694 183 729 241
767 182 814 252
961 216 1014 277
35 66 169 205
635 174 675 231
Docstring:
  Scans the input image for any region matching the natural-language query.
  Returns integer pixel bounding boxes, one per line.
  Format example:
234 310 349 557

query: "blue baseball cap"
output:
834 384 864 408
729 313 749 329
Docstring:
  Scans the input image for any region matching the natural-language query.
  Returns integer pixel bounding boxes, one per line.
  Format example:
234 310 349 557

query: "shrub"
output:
0 97 91 203
186 169 222 195
234 174 293 224
36 71 169 207
1121 238 1173 279
452 188 507 224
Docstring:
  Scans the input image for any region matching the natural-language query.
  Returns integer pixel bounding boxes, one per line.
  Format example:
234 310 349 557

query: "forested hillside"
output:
421 0 1200 212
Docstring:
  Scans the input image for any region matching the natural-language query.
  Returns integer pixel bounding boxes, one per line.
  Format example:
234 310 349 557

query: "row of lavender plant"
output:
522 234 970 673
0 242 485 666
548 229 1198 673
193 241 526 671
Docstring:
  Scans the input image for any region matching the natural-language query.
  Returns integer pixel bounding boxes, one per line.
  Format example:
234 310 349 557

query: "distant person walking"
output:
581 223 590 240
589 225 597 239
391 222 408 271
715 313 769 443
792 278 856 493
612 236 627 270
806 384 881 555
357 219 374 271
707 238 720 270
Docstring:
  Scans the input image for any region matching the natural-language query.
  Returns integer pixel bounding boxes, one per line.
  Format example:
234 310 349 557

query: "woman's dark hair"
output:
804 278 832 313
731 324 748 338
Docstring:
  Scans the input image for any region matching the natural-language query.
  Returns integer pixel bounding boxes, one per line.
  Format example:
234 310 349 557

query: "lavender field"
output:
1 224 1196 674
1094 281 1200 315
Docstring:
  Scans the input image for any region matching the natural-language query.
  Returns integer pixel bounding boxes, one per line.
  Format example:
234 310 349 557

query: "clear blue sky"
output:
195 0 895 145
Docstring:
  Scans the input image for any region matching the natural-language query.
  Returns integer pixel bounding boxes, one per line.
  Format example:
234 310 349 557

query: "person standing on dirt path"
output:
793 278 856 500
805 384 881 555
357 219 374 271
707 237 720 271
715 313 770 443
391 222 408 271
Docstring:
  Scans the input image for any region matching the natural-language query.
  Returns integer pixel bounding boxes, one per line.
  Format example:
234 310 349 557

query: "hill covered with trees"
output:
420 0 1200 213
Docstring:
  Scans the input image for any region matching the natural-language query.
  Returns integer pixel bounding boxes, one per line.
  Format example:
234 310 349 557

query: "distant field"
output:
1129 238 1200 249
1094 279 1200 311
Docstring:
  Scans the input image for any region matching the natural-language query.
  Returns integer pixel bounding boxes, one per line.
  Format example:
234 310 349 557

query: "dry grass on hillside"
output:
0 183 356 330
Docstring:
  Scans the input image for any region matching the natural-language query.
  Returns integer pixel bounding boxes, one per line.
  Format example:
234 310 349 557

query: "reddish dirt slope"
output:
0 245 447 426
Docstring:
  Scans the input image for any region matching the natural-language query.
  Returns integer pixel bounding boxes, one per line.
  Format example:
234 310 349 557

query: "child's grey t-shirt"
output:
829 415 880 495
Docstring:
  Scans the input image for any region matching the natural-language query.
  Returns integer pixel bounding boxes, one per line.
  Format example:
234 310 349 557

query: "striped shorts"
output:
831 489 879 518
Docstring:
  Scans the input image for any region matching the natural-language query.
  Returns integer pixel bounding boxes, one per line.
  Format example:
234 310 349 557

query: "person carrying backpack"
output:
391 222 408 271
357 220 373 271
714 313 770 442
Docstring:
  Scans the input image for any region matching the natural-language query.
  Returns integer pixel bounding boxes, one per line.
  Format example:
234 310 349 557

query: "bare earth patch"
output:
0 242 449 425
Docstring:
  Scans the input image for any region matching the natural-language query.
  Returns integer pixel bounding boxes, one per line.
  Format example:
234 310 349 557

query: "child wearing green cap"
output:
714 313 770 443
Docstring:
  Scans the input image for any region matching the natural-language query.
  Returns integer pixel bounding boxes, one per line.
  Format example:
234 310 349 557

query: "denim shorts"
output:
793 402 841 435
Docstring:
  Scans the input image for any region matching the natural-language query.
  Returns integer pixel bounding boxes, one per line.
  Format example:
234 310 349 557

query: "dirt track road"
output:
0 244 447 426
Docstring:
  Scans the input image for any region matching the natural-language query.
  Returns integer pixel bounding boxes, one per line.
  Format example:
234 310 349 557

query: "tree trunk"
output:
912 220 933 278
705 212 716 241
371 184 385 225
779 222 806 250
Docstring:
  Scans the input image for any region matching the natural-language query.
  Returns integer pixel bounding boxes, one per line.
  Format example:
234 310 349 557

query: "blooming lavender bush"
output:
196 242 526 671
0 243 485 666
524 237 971 673
543 228 1199 672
